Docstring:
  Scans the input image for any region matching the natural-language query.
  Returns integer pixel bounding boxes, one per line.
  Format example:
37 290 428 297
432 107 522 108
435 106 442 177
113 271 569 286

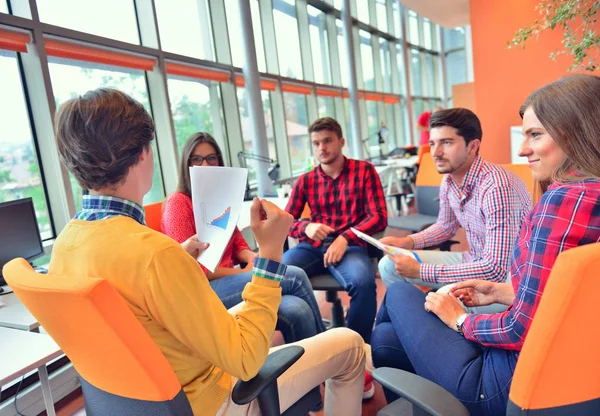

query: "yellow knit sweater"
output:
50 217 282 415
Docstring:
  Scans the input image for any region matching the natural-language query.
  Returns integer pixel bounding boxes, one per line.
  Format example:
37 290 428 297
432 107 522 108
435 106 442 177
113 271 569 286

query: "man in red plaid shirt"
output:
282 117 387 344
380 109 532 313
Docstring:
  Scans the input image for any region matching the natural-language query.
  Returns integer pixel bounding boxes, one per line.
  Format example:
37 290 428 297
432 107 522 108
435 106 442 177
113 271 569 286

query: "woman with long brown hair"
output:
371 74 600 416
162 132 326 343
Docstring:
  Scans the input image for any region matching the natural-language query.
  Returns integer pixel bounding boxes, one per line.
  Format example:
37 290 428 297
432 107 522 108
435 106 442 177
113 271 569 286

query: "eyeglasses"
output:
189 154 220 166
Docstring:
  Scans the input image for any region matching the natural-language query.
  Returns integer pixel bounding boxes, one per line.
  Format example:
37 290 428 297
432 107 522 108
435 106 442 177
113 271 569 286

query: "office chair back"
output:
414 155 444 217
507 242 600 415
144 201 164 233
416 144 431 166
3 258 193 416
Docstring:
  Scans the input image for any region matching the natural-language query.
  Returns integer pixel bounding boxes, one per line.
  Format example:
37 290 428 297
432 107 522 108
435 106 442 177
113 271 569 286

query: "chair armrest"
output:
373 368 470 416
231 346 305 405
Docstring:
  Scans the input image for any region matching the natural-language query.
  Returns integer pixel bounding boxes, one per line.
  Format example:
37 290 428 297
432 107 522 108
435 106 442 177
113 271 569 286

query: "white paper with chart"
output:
190 166 248 272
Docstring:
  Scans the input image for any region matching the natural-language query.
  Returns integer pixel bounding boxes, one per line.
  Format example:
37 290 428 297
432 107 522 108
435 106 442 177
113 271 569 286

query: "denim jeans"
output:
210 265 326 343
371 282 518 416
282 242 377 343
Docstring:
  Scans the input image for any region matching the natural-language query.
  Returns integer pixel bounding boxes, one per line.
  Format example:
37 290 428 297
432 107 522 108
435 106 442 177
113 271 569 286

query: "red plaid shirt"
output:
412 157 532 284
286 158 388 247
463 178 600 350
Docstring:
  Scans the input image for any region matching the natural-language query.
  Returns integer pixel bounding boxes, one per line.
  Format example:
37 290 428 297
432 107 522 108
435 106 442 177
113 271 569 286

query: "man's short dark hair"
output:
429 108 482 145
55 88 155 191
308 117 343 139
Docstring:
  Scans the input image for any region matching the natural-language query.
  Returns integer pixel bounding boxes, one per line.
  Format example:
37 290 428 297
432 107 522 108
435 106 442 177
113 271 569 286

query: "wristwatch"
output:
455 313 469 335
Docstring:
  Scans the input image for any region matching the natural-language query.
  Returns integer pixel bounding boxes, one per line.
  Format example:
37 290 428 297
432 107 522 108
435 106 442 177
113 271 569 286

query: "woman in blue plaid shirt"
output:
371 74 600 416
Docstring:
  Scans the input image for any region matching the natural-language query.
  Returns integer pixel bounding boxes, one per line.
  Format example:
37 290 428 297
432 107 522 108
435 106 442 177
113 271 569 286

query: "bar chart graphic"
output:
199 203 232 231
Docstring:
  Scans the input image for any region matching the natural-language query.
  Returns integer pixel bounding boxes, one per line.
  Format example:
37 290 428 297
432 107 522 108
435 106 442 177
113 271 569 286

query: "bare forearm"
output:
495 283 516 305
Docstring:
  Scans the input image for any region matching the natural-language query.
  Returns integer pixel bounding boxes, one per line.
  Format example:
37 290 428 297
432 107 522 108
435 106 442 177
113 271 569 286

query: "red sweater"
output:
161 192 251 274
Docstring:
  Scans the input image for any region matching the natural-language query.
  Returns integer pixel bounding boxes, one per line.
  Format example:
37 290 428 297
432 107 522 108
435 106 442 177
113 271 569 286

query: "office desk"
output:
0 300 39 331
0 326 62 416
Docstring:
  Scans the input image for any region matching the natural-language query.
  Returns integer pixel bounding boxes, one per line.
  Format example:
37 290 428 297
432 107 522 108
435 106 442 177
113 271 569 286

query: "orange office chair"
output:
373 242 600 416
3 259 320 416
144 201 164 233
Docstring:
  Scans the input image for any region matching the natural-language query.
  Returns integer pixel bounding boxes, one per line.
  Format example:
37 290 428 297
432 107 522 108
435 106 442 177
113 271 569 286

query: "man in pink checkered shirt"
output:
379 108 532 312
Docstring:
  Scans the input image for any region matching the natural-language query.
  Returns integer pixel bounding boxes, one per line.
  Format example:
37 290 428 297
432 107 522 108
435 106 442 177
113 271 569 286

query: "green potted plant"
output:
508 0 600 72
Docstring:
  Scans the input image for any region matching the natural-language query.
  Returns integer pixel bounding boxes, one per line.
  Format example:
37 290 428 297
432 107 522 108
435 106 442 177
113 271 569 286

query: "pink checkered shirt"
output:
410 156 532 284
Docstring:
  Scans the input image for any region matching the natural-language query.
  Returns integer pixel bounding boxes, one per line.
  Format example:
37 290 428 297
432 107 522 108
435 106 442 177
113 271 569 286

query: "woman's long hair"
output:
519 74 600 194
176 132 225 196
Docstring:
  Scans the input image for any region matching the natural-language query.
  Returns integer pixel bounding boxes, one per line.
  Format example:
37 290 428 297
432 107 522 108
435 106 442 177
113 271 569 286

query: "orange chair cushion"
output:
509 243 600 409
415 154 444 187
3 258 181 402
144 202 164 233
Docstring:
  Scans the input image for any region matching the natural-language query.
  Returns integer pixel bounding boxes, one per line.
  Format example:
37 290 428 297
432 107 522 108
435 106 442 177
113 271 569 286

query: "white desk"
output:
382 155 418 168
0 326 62 416
0 300 39 331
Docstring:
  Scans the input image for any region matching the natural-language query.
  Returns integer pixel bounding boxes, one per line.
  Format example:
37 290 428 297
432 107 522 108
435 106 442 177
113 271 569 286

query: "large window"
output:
409 49 423 96
408 10 420 45
336 19 348 88
360 31 374 91
37 0 139 44
376 0 387 33
308 5 332 84
273 0 303 79
317 96 336 118
283 92 310 175
167 77 220 153
237 88 276 184
0 1 7 13
356 0 370 25
365 100 379 155
380 38 392 93
225 0 266 72
444 27 466 50
48 59 164 208
155 0 214 60
0 52 52 239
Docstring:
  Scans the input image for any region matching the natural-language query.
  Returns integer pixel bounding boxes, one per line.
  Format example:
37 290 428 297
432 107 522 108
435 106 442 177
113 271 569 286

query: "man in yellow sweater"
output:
50 88 365 415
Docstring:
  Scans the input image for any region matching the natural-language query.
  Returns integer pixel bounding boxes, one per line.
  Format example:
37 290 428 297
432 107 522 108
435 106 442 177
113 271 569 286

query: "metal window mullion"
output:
136 0 177 195
325 13 341 86
389 40 400 94
20 0 74 232
386 0 395 37
296 0 314 82
259 0 280 75
195 0 216 61
372 33 383 92
208 0 233 65
271 85 292 179
220 82 244 167
437 24 447 105
399 3 414 145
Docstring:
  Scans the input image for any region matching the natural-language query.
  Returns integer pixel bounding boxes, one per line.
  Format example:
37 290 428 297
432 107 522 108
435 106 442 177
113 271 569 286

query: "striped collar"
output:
74 194 146 225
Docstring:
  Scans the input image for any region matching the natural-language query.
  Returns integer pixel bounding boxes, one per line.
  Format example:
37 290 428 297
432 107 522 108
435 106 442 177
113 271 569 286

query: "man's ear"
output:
469 139 481 155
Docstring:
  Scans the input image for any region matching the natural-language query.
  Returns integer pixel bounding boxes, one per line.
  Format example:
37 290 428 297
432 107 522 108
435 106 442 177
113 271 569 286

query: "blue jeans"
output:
210 265 325 343
371 282 518 416
282 242 377 343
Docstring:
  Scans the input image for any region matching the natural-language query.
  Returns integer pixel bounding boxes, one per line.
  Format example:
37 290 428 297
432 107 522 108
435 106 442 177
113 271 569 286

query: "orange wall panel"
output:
470 0 574 163
452 82 475 112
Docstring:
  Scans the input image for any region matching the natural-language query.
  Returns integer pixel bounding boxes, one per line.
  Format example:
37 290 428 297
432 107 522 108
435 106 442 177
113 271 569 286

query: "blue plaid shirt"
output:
74 194 285 281
74 194 146 225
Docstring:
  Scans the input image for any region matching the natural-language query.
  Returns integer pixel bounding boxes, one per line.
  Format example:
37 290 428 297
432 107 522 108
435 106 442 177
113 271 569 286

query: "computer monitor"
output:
0 198 45 287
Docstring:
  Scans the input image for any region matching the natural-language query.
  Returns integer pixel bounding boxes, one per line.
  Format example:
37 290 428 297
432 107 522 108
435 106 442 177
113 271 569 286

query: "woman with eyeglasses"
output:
162 132 326 343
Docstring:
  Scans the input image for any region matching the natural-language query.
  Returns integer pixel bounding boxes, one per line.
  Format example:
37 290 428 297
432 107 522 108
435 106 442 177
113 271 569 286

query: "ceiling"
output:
400 0 471 28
